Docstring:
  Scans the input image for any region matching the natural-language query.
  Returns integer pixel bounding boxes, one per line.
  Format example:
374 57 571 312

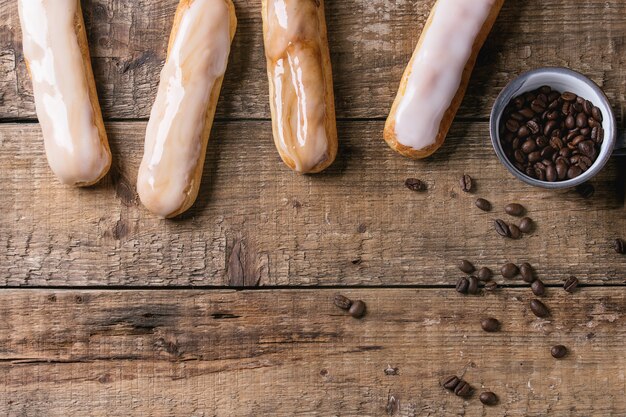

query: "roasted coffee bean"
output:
579 140 595 158
501 263 519 279
505 203 525 217
545 164 557 182
536 136 549 148
543 120 558 136
514 149 526 164
519 107 535 119
509 224 522 239
479 391 498 406
551 345 568 359
565 114 576 129
460 174 473 192
505 119 520 133
480 317 500 332
443 375 460 390
468 276 479 295
567 165 583 179
456 277 469 294
458 259 475 274
564 276 579 293
576 112 588 128
477 267 493 281
527 120 540 134
405 178 426 191
475 198 492 212
530 299 550 318
519 262 535 283
518 125 530 138
592 106 603 122
519 217 533 233
334 294 352 310
556 160 568 180
561 92 577 102
521 139 537 154
576 182 595 199
454 381 472 398
583 100 593 115
615 238 626 254
531 98 546 113
549 136 564 149
531 279 546 296
494 219 511 237
484 281 498 291
349 300 366 318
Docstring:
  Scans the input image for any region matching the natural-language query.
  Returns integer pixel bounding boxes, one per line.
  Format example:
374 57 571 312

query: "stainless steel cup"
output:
490 67 625 189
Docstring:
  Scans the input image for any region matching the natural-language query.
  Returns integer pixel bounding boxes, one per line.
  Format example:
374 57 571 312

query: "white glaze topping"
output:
264 0 329 173
394 0 495 150
137 0 232 218
18 0 110 185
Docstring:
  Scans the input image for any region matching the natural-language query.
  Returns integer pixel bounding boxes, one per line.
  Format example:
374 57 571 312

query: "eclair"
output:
18 0 112 186
137 0 237 218
384 0 505 159
261 0 338 174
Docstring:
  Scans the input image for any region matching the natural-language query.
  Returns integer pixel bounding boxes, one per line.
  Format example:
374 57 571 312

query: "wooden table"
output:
1 0 625 415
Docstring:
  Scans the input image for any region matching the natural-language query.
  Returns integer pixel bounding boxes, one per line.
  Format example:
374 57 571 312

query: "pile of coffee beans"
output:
455 260 497 295
493 203 534 239
500 86 604 182
442 376 472 398
333 294 366 318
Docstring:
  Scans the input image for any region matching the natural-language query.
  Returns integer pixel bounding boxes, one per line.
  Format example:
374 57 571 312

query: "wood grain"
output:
1 288 625 416
1 0 625 120
1 121 624 287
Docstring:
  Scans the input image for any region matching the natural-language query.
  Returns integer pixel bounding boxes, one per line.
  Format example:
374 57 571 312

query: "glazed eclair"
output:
262 0 338 174
384 0 505 159
137 0 237 218
18 0 112 186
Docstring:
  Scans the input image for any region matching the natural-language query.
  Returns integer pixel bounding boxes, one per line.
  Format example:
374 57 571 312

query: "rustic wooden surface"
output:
1 0 625 415
1 289 625 416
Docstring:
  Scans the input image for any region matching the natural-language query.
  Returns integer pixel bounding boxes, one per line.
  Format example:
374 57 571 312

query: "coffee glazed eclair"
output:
18 0 112 186
137 0 237 218
384 0 505 159
261 0 338 174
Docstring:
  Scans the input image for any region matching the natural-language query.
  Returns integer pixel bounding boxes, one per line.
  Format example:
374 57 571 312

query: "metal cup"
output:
490 67 625 189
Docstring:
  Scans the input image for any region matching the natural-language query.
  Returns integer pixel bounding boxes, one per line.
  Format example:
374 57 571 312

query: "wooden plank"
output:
1 121 624 286
1 0 625 120
1 288 625 416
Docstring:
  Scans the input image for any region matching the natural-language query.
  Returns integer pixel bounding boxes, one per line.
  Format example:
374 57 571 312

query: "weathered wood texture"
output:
1 0 626 120
1 289 625 416
1 122 624 286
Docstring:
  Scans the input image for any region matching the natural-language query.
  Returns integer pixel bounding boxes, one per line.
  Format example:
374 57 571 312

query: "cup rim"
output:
490 67 616 189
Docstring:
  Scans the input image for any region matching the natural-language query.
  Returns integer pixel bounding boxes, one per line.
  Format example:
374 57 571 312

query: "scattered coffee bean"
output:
460 174 473 192
530 299 550 318
468 276 479 295
519 262 535 283
531 279 546 296
477 267 493 282
456 277 469 294
443 375 460 390
480 317 500 332
479 391 498 406
454 381 472 398
501 87 603 182
405 178 426 192
334 294 352 310
349 300 366 318
484 281 498 291
519 217 534 234
505 203 525 217
551 345 568 359
475 198 492 212
576 182 595 199
614 238 625 254
509 224 522 239
501 263 519 279
494 219 511 237
563 276 579 293
458 259 476 274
